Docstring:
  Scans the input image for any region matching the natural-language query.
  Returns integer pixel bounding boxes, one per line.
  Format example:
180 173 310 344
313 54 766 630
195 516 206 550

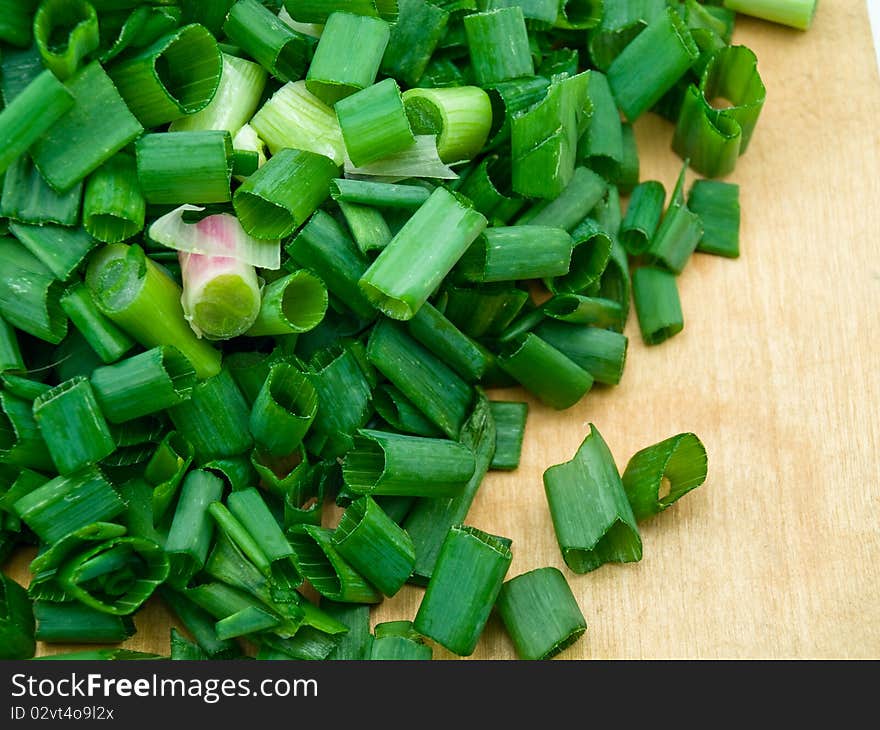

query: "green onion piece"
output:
90 346 196 424
543 423 642 573
170 53 267 135
483 76 549 150
0 155 82 226
227 487 300 578
32 62 143 193
161 587 244 658
498 333 593 410
338 200 392 253
83 152 146 243
306 12 389 106
330 178 430 209
620 180 665 255
443 283 529 339
464 8 533 85
168 368 253 462
249 363 317 456
322 600 371 660
251 81 346 165
336 78 414 167
146 431 194 523
483 0 558 24
520 166 607 232
402 86 492 163
646 169 703 275
85 243 222 379
381 0 448 86
108 23 222 127
373 385 442 438
170 627 209 660
37 648 162 660
403 391 495 583
414 524 512 656
0 317 24 374
511 71 589 199
370 620 432 660
0 70 73 176
367 320 472 439
632 266 683 345
611 123 640 194
0 238 68 342
1 375 51 403
406 301 490 383
136 131 233 205
33 0 99 80
284 0 398 23
34 600 134 643
288 524 382 603
165 469 225 588
534 320 628 385
459 226 573 283
100 4 185 65
607 8 699 121
622 432 708 520
9 223 96 282
0 0 38 47
343 429 475 498
246 271 328 337
0 574 35 659
0 391 52 470
1 469 47 527
542 293 623 330
546 218 612 294
258 627 342 660
722 0 816 30
224 0 314 82
688 179 740 258
215 605 280 640
342 134 455 179
489 400 527 471
332 496 415 596
208 502 272 577
233 148 338 240
14 467 124 543
596 237 630 333
359 187 487 320
226 351 271 405
33 377 115 474
496 567 586 660
286 210 374 320
184 580 263 620
578 70 623 175
458 155 524 225
672 45 765 177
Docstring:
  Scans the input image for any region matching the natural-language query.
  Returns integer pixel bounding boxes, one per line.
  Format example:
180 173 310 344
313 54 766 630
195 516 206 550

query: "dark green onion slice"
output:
338 200 392 253
108 23 222 127
246 270 328 337
373 385 443 438
546 218 612 294
249 363 317 457
161 588 243 659
322 600 372 660
0 0 38 47
688 179 740 258
542 293 624 330
458 155 524 225
0 390 53 471
443 283 530 339
216 605 280 640
723 0 816 31
146 431 194 523
578 70 623 175
459 225 573 283
60 283 135 364
359 187 487 320
33 0 99 80
370 620 432 660
34 600 135 644
0 574 35 659
632 266 684 345
520 166 607 231
288 524 382 604
332 496 415 596
597 237 631 333
496 567 586 660
534 320 628 386
484 75 549 150
414 524 512 656
0 155 82 226
83 152 145 243
1 375 51 403
0 317 24 374
489 400 527 471
543 423 642 573
33 377 116 474
646 163 703 274
330 178 430 209
31 62 144 193
622 432 708 520
464 7 534 85
406 301 490 383
165 469 224 588
381 0 448 86
36 648 162 660
9 222 96 282
620 180 666 255
336 78 415 167
101 4 186 65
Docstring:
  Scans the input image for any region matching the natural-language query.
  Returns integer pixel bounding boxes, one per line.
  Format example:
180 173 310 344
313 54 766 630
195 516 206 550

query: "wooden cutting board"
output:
12 1 880 659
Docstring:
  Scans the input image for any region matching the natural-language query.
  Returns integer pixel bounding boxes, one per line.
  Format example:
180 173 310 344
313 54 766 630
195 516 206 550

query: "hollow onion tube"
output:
108 23 221 127
359 187 487 320
0 0 38 47
332 496 415 597
578 70 623 174
330 178 430 209
336 78 415 167
546 218 612 294
458 226 573 283
83 152 146 243
306 13 389 106
288 524 382 604
170 53 268 135
251 81 346 165
542 293 624 330
414 525 512 656
31 62 143 193
33 0 99 80
406 301 490 383
246 271 328 337
607 8 699 121
484 76 550 150
520 166 607 231
342 429 475 498
0 574 34 659
647 164 703 274
13 467 125 544
443 283 529 340
632 266 683 345
620 180 666 255
534 320 628 386
464 8 533 85
622 432 708 520
0 155 82 227
85 244 221 378
224 0 314 82
722 0 816 30
32 378 116 474
90 346 196 424
402 86 492 163
458 155 523 225
496 567 587 660
233 148 339 240
380 0 447 86
688 179 740 258
0 391 52 471
0 70 73 176
489 400 527 471
249 363 317 457
9 223 96 283
370 621 432 660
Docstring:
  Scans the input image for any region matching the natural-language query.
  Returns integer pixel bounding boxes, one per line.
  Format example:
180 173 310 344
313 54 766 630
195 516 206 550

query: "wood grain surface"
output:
11 2 880 659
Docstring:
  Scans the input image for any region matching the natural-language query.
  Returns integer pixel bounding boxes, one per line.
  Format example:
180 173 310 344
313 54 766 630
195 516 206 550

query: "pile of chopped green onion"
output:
0 0 814 660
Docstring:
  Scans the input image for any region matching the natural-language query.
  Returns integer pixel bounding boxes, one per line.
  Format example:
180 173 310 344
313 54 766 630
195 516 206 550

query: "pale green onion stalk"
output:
722 0 817 30
344 135 457 180
278 7 324 37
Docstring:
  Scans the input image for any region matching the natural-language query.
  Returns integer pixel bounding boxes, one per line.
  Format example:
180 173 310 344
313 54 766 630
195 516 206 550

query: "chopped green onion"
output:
330 178 430 209
322 600 372 660
443 283 529 339
379 0 446 86
534 320 628 385
343 134 456 179
336 78 415 168
520 166 606 231
0 155 82 226
108 23 222 127
544 424 642 573
496 567 586 660
0 391 52 470
216 605 280 640
542 293 623 330
373 384 442 438
161 587 243 658
402 86 493 163
646 163 703 274
370 620 432 660
83 152 146 243
620 180 666 255
101 4 186 65
484 75 549 149
458 226 573 283
688 179 740 258
722 0 816 30
414 524 512 656
578 70 623 175
622 432 708 520
632 266 683 345
0 0 38 47
406 301 490 383
545 218 612 294
0 317 24 374
9 222 96 282
33 377 116 474
33 0 99 80
34 600 135 643
246 271 328 337
464 8 534 86
0 574 35 659
489 400 527 471
359 187 487 320
143 431 194 524
249 363 317 457
458 155 524 225
338 201 392 253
